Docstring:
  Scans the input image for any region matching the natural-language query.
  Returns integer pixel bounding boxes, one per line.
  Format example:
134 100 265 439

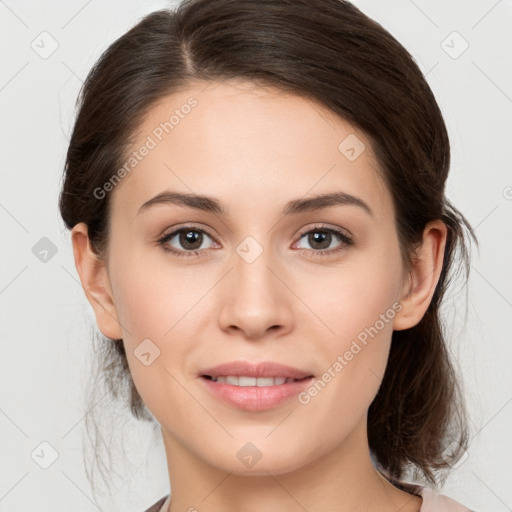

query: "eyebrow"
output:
137 190 372 217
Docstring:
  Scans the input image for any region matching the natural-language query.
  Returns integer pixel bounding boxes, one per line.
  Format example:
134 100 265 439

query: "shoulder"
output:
419 486 476 512
143 494 170 512
142 489 477 512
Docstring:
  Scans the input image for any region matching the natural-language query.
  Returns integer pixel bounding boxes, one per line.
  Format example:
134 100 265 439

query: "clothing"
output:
144 494 169 512
144 487 475 511
419 486 475 511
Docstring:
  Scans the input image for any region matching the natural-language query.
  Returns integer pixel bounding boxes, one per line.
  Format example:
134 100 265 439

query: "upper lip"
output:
200 361 314 379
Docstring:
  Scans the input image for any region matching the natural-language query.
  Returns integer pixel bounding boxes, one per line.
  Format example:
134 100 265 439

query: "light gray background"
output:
1 1 511 511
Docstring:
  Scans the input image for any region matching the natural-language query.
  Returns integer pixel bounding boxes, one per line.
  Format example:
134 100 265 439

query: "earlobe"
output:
71 223 123 340
393 220 448 331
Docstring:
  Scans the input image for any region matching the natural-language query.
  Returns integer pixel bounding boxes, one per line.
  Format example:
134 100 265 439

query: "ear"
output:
71 223 123 340
393 219 448 331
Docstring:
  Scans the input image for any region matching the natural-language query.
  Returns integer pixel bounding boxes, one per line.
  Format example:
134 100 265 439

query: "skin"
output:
71 80 447 512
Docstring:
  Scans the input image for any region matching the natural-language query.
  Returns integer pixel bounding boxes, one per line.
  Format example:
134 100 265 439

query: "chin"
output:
204 442 314 477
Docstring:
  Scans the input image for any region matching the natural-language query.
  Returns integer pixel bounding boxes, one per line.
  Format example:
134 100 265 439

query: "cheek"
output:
107 260 201 417
306 252 403 345
107 251 216 404
109 246 210 344
299 246 403 406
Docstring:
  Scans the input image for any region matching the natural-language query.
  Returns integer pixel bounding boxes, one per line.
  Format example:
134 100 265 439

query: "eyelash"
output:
156 224 354 258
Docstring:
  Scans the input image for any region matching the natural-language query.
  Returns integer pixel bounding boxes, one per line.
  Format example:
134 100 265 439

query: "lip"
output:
200 361 313 380
199 361 315 411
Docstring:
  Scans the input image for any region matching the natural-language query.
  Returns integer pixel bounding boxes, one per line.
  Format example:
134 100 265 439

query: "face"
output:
84 80 413 475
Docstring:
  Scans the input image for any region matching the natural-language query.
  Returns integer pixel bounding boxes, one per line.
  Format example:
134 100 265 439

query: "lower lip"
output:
200 376 314 411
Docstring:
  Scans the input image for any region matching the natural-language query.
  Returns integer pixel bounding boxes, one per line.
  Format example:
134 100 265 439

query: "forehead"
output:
110 79 391 220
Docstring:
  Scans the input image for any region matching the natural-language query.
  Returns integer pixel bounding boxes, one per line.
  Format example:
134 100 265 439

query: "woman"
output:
59 0 477 510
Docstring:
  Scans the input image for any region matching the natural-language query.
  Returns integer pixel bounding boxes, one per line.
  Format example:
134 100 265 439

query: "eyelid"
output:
293 223 354 255
296 223 352 241
157 223 354 258
156 224 218 257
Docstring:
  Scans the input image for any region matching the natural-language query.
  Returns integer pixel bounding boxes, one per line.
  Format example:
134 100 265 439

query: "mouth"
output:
201 375 312 386
199 360 314 381
200 374 315 411
198 361 315 411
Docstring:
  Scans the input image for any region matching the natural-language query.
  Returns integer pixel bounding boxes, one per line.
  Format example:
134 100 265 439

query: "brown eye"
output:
177 229 204 250
295 226 353 255
305 231 333 250
158 227 216 257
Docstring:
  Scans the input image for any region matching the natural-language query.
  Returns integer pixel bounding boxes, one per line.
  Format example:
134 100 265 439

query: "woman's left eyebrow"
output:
137 190 373 217
283 191 372 217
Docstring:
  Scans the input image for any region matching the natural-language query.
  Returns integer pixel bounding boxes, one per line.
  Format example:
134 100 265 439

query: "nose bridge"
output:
235 237 276 291
233 234 282 305
217 234 293 338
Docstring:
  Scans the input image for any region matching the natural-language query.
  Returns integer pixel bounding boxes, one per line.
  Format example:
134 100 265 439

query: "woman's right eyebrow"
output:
137 190 373 217
137 190 226 215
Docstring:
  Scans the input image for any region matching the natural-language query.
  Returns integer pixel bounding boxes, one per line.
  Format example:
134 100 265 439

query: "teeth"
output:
210 376 298 386
226 376 238 385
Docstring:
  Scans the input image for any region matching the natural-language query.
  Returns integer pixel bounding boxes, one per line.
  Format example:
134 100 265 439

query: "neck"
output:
161 416 422 512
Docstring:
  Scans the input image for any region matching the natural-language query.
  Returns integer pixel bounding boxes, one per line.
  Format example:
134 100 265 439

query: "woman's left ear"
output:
393 219 448 331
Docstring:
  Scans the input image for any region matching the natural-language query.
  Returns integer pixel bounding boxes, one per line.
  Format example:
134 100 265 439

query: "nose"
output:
217 245 295 341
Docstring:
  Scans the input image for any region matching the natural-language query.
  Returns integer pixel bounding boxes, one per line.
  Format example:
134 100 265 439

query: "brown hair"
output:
59 0 476 495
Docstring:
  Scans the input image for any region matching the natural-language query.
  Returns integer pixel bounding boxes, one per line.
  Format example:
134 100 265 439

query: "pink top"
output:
145 487 475 511
418 486 475 511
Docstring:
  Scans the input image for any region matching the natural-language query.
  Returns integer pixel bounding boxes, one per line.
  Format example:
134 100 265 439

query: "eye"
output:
157 226 218 257
157 223 353 258
293 225 353 256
